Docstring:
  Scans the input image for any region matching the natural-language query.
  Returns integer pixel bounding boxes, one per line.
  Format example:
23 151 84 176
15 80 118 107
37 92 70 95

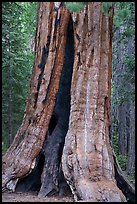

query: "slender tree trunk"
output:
7 32 13 146
117 104 128 155
126 103 135 174
116 27 128 156
126 37 135 175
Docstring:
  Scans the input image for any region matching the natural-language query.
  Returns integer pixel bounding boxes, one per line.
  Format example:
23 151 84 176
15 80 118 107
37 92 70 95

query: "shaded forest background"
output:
2 2 135 186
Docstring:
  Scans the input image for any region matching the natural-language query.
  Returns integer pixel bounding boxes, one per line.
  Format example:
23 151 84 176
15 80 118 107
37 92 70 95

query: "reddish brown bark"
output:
2 2 70 190
2 2 134 202
62 3 126 201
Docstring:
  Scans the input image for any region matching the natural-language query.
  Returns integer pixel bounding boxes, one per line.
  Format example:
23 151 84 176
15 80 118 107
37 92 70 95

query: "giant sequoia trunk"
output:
2 2 135 202
2 2 71 192
62 3 125 202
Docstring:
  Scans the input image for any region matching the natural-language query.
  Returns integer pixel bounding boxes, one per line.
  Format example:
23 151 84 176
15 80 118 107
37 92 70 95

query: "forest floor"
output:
2 191 74 202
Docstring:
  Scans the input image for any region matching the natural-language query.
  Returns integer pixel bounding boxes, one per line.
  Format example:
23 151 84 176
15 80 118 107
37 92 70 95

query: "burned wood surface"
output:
15 16 74 197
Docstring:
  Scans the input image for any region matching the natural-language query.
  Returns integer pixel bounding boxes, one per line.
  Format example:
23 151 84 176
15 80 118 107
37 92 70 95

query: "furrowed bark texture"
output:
2 2 70 190
62 3 126 202
37 17 74 197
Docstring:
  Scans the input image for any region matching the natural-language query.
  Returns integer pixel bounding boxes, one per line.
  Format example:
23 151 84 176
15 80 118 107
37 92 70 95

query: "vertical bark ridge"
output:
99 14 113 180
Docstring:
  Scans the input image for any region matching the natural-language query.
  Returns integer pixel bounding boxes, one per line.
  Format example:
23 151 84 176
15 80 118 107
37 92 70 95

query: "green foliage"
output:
113 2 135 32
112 131 128 171
127 174 135 185
2 141 8 153
65 2 115 15
64 2 87 13
117 154 128 171
2 2 37 151
112 2 135 105
112 131 119 154
102 2 115 16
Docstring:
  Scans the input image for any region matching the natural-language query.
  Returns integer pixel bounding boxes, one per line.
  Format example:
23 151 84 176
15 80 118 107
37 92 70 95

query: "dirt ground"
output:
2 191 74 202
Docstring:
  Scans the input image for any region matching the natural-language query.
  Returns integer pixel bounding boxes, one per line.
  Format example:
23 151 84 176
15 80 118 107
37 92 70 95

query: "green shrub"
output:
117 154 128 171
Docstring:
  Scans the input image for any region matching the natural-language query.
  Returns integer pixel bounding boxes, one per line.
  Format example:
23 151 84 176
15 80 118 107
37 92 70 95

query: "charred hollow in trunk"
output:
15 17 74 197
